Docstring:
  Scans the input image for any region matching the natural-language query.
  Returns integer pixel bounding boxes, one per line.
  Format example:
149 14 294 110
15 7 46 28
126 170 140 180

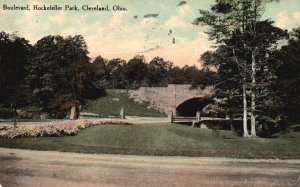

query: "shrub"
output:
0 108 13 119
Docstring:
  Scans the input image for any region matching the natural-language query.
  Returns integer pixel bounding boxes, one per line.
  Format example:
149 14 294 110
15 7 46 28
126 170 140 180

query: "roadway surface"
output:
0 148 299 187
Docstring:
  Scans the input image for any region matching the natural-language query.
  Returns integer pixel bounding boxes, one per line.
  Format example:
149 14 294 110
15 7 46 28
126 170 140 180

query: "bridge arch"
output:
176 97 213 117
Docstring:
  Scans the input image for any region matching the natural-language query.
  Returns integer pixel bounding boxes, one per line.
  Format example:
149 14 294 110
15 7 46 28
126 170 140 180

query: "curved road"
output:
0 148 299 187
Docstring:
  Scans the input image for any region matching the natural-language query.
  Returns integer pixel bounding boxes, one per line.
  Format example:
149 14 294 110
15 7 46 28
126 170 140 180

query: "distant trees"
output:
89 55 109 88
181 65 216 88
147 57 172 86
106 58 126 89
89 55 216 90
123 55 148 88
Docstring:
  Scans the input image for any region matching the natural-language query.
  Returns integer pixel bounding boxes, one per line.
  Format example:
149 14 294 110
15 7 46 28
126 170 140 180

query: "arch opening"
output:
176 97 213 117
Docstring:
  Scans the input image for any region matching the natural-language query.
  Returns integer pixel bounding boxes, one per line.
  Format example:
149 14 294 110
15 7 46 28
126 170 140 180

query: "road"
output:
0 148 299 187
0 117 170 127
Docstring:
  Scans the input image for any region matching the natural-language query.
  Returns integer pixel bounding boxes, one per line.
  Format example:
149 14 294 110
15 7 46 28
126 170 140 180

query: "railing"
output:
172 117 198 123
170 112 201 126
169 112 241 126
169 112 242 125
79 112 102 119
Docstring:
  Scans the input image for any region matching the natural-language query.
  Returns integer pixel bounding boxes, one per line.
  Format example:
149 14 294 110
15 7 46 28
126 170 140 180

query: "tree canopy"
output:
196 0 288 136
0 32 31 106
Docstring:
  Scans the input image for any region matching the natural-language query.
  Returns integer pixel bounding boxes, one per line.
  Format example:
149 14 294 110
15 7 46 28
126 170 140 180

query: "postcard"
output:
0 0 299 186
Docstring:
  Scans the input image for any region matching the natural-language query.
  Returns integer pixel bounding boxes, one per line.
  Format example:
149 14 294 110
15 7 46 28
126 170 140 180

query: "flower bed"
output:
0 120 132 138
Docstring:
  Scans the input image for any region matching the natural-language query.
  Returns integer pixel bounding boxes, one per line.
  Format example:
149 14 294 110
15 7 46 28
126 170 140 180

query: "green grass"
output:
83 89 166 117
0 124 299 159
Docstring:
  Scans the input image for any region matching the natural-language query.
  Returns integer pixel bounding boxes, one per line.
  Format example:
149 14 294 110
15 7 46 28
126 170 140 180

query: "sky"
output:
0 0 300 67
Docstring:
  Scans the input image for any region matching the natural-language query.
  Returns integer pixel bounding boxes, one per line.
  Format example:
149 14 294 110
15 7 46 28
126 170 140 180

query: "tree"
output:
0 31 31 107
106 58 126 89
247 20 287 134
124 55 147 88
202 46 244 132
167 66 186 84
147 57 172 86
26 35 65 112
89 55 110 89
195 0 253 136
195 0 287 136
26 35 94 118
276 27 300 123
180 65 216 88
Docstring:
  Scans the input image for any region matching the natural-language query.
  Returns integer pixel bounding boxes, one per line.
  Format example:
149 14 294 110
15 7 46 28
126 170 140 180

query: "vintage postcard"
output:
0 0 299 186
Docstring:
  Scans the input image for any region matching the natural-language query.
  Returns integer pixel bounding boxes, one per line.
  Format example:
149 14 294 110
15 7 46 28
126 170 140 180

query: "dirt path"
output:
0 148 299 187
124 116 170 124
0 117 170 127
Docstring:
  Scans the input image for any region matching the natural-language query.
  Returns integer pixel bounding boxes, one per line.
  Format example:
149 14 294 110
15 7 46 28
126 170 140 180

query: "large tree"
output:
0 31 31 107
27 35 93 117
195 0 287 136
276 27 300 123
202 46 244 131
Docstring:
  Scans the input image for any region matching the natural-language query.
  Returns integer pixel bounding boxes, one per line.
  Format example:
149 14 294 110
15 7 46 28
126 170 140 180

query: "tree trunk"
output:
251 50 257 137
243 80 249 137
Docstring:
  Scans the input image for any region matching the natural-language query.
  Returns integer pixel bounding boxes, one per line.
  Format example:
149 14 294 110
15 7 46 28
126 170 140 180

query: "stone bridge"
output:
129 84 214 116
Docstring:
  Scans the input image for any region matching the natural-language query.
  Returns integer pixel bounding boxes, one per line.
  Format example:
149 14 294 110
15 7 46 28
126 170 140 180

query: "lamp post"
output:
11 102 17 127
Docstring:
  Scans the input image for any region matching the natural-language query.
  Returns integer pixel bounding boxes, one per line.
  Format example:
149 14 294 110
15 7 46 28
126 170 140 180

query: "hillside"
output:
83 89 167 117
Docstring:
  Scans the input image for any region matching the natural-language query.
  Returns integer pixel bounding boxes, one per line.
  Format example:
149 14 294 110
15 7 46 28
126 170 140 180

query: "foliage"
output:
0 31 31 106
147 57 172 86
26 35 102 117
89 55 216 89
196 0 288 136
275 27 300 122
123 55 148 88
202 46 243 117
0 107 13 118
0 31 216 119
103 58 124 89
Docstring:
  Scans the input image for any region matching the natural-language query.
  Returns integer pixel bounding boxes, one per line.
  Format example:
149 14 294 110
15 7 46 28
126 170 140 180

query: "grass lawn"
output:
0 124 299 159
83 89 166 117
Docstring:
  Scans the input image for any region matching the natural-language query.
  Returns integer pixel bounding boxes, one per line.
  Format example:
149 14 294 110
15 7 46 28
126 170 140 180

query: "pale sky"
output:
1 0 299 67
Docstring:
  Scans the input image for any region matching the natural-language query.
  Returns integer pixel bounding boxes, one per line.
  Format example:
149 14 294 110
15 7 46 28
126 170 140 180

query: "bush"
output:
0 108 13 119
203 120 231 130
